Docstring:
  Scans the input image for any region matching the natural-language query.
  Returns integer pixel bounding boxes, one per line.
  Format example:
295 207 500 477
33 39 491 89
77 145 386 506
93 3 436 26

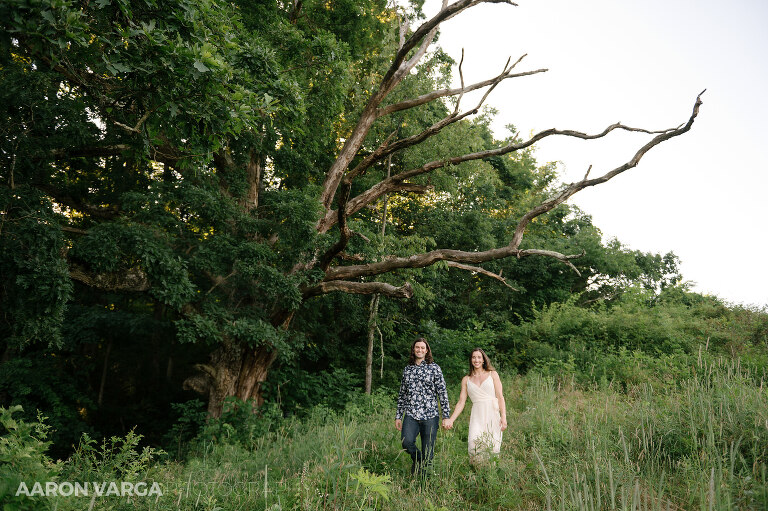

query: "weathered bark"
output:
183 340 243 418
243 149 264 212
235 347 278 406
183 341 278 418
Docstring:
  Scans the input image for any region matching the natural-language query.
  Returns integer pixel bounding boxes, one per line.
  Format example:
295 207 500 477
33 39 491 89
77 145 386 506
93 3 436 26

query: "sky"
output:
420 0 768 308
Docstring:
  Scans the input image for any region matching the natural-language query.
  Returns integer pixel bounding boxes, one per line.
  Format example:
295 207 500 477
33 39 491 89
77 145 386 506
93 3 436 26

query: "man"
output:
395 337 451 478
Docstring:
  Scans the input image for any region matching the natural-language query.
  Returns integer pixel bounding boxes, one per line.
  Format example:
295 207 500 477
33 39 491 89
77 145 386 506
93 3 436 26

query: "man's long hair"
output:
409 337 434 365
467 348 495 376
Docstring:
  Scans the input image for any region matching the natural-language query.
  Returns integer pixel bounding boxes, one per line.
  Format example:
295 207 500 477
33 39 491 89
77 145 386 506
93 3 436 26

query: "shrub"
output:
0 406 59 511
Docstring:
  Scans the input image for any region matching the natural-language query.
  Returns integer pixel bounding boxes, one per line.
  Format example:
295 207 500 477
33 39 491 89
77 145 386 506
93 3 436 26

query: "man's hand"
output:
442 418 453 430
395 419 402 431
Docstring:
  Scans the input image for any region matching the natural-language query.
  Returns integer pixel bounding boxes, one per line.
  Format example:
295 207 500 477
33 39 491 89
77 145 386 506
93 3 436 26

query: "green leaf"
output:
193 60 210 72
40 10 55 24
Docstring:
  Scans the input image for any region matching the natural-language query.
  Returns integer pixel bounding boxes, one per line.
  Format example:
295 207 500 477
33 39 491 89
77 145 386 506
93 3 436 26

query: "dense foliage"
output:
1 0 761 483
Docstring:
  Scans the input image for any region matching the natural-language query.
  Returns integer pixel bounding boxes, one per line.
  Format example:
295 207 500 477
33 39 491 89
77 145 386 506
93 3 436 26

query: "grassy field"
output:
3 352 768 510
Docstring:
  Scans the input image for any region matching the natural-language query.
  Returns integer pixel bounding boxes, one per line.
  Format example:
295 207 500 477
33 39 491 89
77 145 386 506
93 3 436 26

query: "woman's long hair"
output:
467 348 495 376
409 337 434 365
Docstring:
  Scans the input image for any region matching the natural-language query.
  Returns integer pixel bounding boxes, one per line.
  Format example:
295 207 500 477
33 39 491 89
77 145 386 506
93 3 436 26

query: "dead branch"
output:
61 226 88 235
378 55 546 118
318 181 432 233
319 91 704 283
508 91 705 249
205 270 237 295
346 56 519 182
317 181 353 271
303 280 414 299
338 252 366 262
321 245 575 282
347 56 545 184
455 48 467 114
112 109 152 134
319 0 516 212
398 12 408 51
317 92 704 233
517 249 584 276
445 261 519 290
351 230 372 243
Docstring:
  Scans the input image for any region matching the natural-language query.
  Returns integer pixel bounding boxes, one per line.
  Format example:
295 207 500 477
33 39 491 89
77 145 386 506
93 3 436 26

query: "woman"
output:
443 348 507 461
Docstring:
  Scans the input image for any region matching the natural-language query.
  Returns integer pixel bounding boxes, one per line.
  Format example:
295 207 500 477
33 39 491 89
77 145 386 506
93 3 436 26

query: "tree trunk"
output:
98 337 112 407
235 346 277 406
364 153 391 394
365 293 380 394
183 341 278 418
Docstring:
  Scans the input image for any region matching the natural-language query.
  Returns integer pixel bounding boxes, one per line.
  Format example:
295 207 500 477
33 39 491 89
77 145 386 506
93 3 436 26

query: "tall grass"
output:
5 351 767 510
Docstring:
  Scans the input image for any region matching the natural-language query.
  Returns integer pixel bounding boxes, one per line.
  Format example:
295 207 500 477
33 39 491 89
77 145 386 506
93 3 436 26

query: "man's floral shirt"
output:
396 362 451 420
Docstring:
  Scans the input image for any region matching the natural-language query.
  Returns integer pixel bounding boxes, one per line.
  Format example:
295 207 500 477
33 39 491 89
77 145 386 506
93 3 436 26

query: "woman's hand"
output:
443 418 454 430
500 417 508 431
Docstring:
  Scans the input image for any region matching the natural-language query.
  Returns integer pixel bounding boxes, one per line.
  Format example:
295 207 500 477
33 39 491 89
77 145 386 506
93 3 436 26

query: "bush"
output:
0 406 59 511
60 429 163 482
197 397 284 447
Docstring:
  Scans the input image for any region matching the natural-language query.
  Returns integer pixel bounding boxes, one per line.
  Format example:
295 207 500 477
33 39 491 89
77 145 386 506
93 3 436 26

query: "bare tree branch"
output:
317 92 704 233
346 55 519 183
48 139 186 169
445 261 519 290
455 48 467 114
61 226 88 235
398 12 408 51
378 56 546 118
317 181 353 271
303 280 414 299
318 91 704 284
321 245 577 282
112 109 152 134
517 249 584 276
345 108 468 182
347 56 545 184
318 0 516 212
508 90 705 249
318 181 431 233
338 252 366 262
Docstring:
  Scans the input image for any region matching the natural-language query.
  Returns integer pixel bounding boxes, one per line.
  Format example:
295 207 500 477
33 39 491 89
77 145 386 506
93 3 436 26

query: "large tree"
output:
1 0 702 417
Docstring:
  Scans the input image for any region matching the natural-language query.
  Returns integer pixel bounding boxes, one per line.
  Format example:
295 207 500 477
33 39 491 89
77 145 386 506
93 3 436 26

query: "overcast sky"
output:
421 0 768 308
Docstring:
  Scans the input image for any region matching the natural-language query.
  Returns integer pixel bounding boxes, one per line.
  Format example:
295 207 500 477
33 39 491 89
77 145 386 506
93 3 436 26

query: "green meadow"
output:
4 348 766 510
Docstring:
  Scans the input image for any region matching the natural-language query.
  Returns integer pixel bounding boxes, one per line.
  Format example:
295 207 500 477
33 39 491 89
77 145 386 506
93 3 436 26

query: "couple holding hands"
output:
394 338 507 477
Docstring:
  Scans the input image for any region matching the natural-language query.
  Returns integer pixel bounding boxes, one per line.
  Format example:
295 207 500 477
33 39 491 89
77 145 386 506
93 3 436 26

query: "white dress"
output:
466 375 502 458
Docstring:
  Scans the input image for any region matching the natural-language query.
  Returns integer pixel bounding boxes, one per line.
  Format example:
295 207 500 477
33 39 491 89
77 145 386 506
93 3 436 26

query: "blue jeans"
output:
401 415 439 477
